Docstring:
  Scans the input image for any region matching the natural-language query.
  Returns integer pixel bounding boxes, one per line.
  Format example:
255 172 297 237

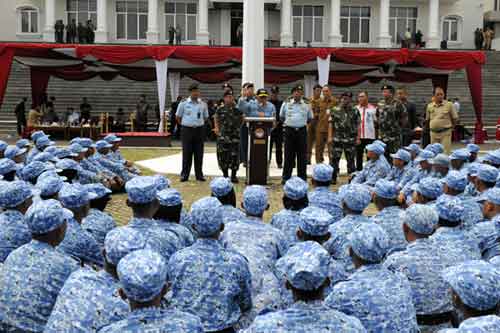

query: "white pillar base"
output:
196 32 210 45
280 33 293 47
492 38 500 51
328 34 342 47
94 31 108 43
147 31 160 44
426 36 441 49
43 30 55 42
377 35 392 48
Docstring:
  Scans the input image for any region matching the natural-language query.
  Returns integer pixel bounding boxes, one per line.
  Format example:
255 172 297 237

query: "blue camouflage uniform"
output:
325 223 419 332
449 148 471 172
308 164 343 222
93 140 133 182
100 249 204 333
351 143 390 187
36 172 65 199
468 189 500 260
209 177 245 224
167 197 252 332
400 150 435 198
411 176 443 204
386 149 413 184
0 200 79 332
429 153 450 179
438 316 500 333
0 158 18 179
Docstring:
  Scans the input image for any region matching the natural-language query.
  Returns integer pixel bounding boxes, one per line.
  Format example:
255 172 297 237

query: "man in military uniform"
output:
269 86 284 168
214 91 243 182
316 85 336 164
328 92 360 183
377 85 407 162
307 84 322 164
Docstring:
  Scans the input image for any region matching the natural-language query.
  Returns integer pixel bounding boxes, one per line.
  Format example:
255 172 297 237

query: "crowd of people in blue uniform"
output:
0 130 499 332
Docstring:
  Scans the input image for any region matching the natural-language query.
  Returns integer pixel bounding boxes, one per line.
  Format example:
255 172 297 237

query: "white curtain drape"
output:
317 55 331 86
304 75 317 98
155 59 168 133
169 72 181 102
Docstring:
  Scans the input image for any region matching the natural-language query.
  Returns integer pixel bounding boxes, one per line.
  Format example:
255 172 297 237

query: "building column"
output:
197 0 210 45
280 0 293 46
377 0 391 48
147 0 160 43
328 0 342 46
43 0 56 42
242 0 264 88
95 0 108 43
427 0 440 49
220 9 231 45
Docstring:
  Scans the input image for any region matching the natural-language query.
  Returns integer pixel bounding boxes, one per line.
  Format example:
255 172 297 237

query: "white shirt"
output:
453 101 461 113
357 103 377 139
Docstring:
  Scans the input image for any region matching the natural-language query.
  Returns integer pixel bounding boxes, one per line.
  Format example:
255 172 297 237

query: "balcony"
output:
485 10 500 23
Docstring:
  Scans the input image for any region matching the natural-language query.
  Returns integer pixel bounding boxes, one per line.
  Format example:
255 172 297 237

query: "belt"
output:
430 127 452 133
182 125 204 129
286 126 306 131
417 312 452 326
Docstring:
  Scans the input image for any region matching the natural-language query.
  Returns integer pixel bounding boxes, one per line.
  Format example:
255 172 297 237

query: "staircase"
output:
1 53 498 139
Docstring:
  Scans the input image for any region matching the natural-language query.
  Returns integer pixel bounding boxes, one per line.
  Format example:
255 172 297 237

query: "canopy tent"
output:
0 43 485 141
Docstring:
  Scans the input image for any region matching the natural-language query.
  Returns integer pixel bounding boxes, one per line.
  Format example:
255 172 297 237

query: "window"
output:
66 0 97 26
116 0 148 40
340 6 371 44
17 7 39 33
292 5 324 43
164 1 197 41
443 16 460 42
389 7 417 44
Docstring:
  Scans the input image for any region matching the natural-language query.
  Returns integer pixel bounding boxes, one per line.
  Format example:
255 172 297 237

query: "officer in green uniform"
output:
376 85 407 163
214 90 243 183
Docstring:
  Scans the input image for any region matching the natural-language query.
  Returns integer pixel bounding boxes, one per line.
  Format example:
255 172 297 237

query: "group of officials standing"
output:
176 82 457 184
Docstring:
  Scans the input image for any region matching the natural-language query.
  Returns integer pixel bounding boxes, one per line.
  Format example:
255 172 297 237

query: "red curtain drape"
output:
30 68 50 107
466 63 485 144
0 47 15 108
187 72 237 83
329 71 369 86
333 48 409 65
408 50 486 70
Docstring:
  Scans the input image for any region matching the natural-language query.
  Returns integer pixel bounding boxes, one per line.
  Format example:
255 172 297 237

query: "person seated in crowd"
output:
4 145 28 165
21 160 57 185
104 134 140 175
481 149 500 168
386 148 413 184
0 140 8 159
113 108 127 132
431 154 450 179
410 177 443 206
0 158 19 182
466 143 480 163
449 148 470 172
67 107 81 125
308 163 343 222
399 149 435 200
403 143 420 167
473 164 498 195
94 140 134 183
351 142 390 187
36 172 65 201
209 177 245 224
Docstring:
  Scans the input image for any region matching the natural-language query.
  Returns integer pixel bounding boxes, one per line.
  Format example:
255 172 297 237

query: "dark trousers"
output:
330 141 356 181
270 128 283 167
283 126 307 181
401 128 413 147
240 125 248 164
356 138 374 171
181 126 205 179
16 117 26 136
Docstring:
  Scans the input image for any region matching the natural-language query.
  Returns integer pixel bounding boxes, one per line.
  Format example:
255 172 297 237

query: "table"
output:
31 125 102 141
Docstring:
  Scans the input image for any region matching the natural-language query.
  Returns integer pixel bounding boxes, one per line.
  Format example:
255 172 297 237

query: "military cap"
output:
0 180 33 208
21 161 54 181
117 249 168 302
366 142 385 155
125 176 158 204
0 158 17 175
299 206 332 236
223 90 233 97
427 143 444 155
444 170 468 192
95 140 112 150
466 162 481 176
412 177 443 199
210 177 233 197
188 83 200 91
270 85 280 93
450 148 471 161
284 177 308 200
313 84 323 90
340 91 353 98
36 174 64 197
84 183 112 199
32 152 59 163
30 130 46 141
442 260 500 311
312 163 333 182
381 84 395 92
56 158 80 171
414 150 435 164
38 169 66 181
104 134 122 143
104 227 147 266
152 174 171 191
190 197 223 237
4 146 27 160
243 82 254 88
256 88 269 97
403 204 438 235
68 143 88 155
56 148 77 159
466 143 480 154
373 179 399 199
291 84 304 93
243 185 268 216
280 241 330 291
456 316 500 332
390 149 411 163
44 146 59 155
35 135 55 149
373 140 387 148
339 184 371 212
435 194 464 222
222 83 233 90
430 153 450 167
77 138 96 149
475 164 499 183
25 199 73 235
350 223 389 263
59 183 97 208
476 188 500 206
404 143 420 154
483 150 500 165
157 188 182 207
0 141 7 152
16 139 30 149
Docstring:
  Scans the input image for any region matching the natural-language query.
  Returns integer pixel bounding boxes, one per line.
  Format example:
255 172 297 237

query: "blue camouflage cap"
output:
412 177 443 199
450 148 471 161
77 138 96 149
475 164 499 183
0 180 33 208
32 152 59 163
21 161 54 181
366 143 385 155
427 143 444 155
95 140 112 150
466 162 481 176
25 199 73 235
4 146 27 160
157 188 182 207
444 170 468 192
44 146 59 155
414 150 435 164
430 153 450 167
404 204 438 235
210 177 233 197
312 164 334 182
36 174 64 197
68 143 88 155
373 140 386 148
283 177 308 200
153 174 171 191
404 143 420 154
374 179 399 199
390 149 411 163
0 140 8 151
442 260 500 311
299 206 332 236
483 150 500 165
243 185 268 216
339 184 371 212
104 227 147 266
349 223 390 263
84 183 112 199
56 158 80 171
35 135 55 149
117 249 168 302
104 134 122 143
476 188 500 205
436 194 464 222
125 176 158 204
59 183 97 208
16 139 30 149
190 197 223 237
31 130 46 141
56 148 78 159
0 158 17 175
280 241 330 290
466 143 480 154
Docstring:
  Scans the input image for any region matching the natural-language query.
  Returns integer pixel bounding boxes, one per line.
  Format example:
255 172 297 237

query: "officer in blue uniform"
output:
280 85 313 183
176 83 209 182
255 88 276 117
308 163 343 222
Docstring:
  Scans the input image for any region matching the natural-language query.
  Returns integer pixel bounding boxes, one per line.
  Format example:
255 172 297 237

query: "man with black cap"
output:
270 86 284 168
307 84 323 164
377 85 407 162
176 83 209 182
280 85 313 183
238 82 256 167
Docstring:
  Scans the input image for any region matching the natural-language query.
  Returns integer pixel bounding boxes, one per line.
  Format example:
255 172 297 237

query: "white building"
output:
4 0 485 49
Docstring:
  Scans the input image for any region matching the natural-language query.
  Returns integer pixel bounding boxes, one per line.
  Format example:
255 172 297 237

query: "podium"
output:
245 117 274 185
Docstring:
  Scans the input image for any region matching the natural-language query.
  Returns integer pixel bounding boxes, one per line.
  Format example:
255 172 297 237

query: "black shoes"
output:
180 176 188 182
196 177 206 182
